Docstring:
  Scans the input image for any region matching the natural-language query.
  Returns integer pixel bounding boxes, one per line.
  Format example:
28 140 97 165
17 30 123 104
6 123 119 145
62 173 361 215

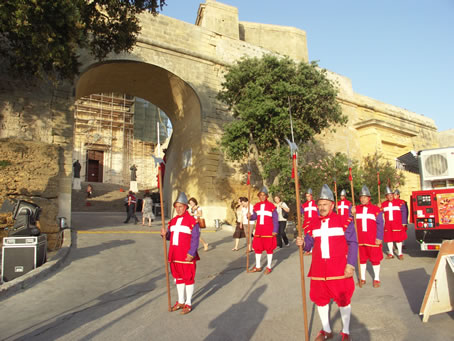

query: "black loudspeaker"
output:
1 235 47 282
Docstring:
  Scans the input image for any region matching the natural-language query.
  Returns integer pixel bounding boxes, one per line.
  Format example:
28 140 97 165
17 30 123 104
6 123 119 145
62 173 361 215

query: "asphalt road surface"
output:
0 213 452 340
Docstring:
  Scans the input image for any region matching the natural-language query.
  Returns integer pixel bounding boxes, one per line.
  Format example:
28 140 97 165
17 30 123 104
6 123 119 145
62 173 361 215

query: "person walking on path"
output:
240 197 255 252
274 195 290 248
351 185 384 288
248 186 278 274
142 193 155 227
382 187 408 260
232 198 246 251
296 184 358 341
161 192 200 315
188 197 209 251
123 191 139 224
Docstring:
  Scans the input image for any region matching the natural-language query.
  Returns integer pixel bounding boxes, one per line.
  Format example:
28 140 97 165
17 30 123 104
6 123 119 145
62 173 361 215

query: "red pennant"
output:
377 171 381 185
291 154 296 179
247 171 251 185
348 167 352 181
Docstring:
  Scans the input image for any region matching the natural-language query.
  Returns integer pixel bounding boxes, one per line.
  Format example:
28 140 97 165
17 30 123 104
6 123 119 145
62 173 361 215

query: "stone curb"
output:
0 228 74 301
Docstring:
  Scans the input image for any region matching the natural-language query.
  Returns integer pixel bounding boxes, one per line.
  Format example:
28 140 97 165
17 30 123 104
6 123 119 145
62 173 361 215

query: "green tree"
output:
0 0 167 81
358 151 406 205
218 54 347 192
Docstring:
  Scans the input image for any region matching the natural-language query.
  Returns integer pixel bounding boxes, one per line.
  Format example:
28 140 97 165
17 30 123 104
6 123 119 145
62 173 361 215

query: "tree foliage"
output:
218 54 347 189
298 148 405 206
0 0 166 81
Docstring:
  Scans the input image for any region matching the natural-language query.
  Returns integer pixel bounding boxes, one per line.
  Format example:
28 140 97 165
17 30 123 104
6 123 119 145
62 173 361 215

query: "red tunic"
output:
337 199 351 218
306 211 355 307
302 200 319 232
168 211 200 284
306 212 351 279
252 200 277 253
381 199 407 242
355 203 383 265
355 203 381 246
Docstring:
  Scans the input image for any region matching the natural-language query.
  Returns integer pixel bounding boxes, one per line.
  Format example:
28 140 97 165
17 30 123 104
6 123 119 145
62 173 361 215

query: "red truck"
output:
409 147 454 251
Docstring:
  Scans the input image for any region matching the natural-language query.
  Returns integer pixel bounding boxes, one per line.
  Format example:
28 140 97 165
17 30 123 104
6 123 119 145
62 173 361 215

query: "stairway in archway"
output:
71 182 137 212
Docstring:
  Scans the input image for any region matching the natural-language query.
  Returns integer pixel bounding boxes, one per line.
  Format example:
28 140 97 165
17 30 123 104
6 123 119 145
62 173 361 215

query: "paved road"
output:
0 213 452 340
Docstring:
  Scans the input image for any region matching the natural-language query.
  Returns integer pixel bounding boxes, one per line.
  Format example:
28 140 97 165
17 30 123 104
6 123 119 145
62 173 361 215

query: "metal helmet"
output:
174 192 189 206
360 185 371 197
306 188 313 195
385 186 393 195
319 184 334 202
394 189 400 195
258 186 269 196
340 189 347 196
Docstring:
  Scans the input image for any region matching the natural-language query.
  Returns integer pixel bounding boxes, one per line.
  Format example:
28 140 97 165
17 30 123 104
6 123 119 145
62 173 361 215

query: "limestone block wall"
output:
439 129 454 147
240 22 308 62
0 139 63 250
0 73 74 230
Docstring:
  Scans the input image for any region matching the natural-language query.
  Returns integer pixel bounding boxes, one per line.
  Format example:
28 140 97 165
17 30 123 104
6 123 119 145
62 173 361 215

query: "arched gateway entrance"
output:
76 60 203 218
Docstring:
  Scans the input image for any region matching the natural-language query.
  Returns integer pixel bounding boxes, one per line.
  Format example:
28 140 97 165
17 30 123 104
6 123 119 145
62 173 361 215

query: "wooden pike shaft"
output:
293 154 309 341
377 172 381 204
334 181 338 211
349 177 362 288
158 166 172 311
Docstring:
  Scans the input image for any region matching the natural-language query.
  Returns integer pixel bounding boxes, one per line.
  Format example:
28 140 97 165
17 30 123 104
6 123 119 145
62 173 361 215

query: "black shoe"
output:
123 221 128 224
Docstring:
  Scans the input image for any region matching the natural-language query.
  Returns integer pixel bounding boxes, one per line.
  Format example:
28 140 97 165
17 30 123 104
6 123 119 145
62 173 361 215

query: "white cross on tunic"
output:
338 202 350 215
170 217 192 246
356 207 376 232
312 219 344 259
383 202 400 221
305 201 318 218
256 204 272 224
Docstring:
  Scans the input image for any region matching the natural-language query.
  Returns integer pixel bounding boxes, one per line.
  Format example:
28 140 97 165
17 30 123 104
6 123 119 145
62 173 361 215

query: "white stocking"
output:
396 242 403 255
360 263 367 281
340 304 351 334
176 283 185 304
373 264 380 281
267 254 273 269
387 242 394 255
255 253 262 268
185 284 194 306
317 304 331 333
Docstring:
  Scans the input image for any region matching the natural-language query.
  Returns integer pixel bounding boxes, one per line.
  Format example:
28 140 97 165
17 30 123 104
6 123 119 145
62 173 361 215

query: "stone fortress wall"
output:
0 0 448 237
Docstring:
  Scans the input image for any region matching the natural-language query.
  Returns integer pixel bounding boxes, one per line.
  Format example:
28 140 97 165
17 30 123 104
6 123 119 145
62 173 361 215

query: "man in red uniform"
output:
161 192 200 314
353 185 384 288
394 188 408 249
382 187 408 260
249 186 279 274
302 188 319 225
302 188 318 255
337 189 352 218
296 184 358 341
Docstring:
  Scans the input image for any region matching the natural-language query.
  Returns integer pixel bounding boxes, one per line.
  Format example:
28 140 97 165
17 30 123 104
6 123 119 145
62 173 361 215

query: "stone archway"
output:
76 60 203 215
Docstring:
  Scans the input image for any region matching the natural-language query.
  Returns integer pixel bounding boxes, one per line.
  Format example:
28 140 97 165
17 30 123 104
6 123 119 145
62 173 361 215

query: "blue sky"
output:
161 0 453 131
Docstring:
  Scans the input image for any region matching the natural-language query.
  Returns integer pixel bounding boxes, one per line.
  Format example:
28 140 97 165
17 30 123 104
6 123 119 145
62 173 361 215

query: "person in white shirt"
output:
274 195 290 248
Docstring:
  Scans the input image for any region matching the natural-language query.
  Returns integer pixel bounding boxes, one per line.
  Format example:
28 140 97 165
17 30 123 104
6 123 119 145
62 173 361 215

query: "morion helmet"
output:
385 186 393 195
174 192 189 206
258 186 269 196
360 185 371 197
394 189 400 195
306 188 313 195
340 189 347 196
319 184 334 202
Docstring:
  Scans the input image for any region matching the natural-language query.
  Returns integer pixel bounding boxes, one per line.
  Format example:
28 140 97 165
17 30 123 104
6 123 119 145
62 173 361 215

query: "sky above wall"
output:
161 0 453 132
